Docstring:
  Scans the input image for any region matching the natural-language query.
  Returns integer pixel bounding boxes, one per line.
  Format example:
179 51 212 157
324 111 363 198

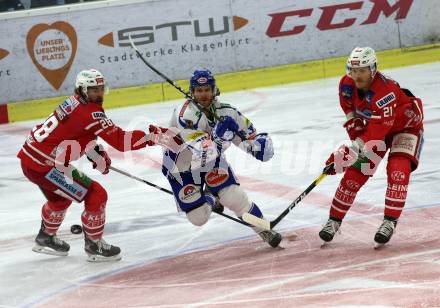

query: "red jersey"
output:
18 95 147 171
339 72 423 145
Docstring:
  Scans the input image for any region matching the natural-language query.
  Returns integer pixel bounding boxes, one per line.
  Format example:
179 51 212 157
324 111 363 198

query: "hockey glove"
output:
249 133 274 162
147 124 183 152
213 116 239 143
343 118 365 141
86 144 111 174
325 145 358 175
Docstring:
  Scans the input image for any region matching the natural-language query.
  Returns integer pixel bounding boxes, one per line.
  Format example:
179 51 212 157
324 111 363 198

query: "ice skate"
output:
32 222 70 256
84 237 121 262
319 218 341 244
374 218 397 248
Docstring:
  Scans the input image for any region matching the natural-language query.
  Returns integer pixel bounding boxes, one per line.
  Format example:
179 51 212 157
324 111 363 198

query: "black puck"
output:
70 224 83 234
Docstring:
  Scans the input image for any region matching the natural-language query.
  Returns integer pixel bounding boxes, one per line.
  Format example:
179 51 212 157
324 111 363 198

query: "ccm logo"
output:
266 0 413 37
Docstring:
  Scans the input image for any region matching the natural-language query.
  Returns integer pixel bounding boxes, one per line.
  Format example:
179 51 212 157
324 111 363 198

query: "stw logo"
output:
0 48 9 61
98 16 248 47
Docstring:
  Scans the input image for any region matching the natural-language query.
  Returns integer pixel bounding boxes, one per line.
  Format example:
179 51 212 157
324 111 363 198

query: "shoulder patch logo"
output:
55 106 67 121
341 85 354 99
59 97 79 114
376 92 396 108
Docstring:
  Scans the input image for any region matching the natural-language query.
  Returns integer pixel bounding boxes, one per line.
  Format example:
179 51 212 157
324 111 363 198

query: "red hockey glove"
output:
343 118 365 141
147 124 183 152
325 145 358 175
86 144 111 174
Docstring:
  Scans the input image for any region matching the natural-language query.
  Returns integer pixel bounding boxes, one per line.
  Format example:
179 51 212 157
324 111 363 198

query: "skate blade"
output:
32 244 68 256
374 242 386 249
86 253 122 262
273 245 285 250
320 242 329 248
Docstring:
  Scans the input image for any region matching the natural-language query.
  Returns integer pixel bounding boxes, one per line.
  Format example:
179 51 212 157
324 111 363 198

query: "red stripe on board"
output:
0 104 9 124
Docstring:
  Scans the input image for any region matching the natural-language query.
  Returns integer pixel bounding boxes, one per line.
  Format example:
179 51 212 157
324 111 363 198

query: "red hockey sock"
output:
81 210 106 240
385 156 411 220
330 168 369 220
41 200 71 235
82 181 107 240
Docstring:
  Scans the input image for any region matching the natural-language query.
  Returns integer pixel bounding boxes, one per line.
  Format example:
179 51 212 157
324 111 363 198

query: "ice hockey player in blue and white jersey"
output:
162 69 282 248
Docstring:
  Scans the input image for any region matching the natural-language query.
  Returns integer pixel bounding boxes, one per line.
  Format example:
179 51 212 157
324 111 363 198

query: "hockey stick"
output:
128 35 247 141
242 163 335 230
108 166 255 228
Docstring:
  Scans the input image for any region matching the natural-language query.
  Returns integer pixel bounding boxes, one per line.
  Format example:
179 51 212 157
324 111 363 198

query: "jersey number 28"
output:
33 114 59 142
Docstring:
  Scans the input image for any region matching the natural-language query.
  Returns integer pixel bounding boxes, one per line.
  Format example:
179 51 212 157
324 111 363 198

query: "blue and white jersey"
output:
163 99 257 175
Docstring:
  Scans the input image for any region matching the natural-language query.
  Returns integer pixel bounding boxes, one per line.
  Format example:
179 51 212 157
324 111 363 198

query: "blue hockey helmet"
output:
189 69 216 93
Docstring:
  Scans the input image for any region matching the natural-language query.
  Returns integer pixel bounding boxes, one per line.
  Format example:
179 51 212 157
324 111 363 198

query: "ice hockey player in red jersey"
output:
320 47 424 246
17 69 179 261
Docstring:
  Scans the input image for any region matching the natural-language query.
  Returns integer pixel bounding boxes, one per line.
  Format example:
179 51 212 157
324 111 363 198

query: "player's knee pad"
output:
46 199 72 211
84 181 108 212
390 130 423 171
217 185 250 217
186 203 211 226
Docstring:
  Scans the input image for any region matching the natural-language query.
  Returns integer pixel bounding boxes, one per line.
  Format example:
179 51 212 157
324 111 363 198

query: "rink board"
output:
2 43 440 124
0 0 439 103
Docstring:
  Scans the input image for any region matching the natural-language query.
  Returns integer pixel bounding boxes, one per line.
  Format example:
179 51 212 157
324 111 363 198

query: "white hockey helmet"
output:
346 47 377 76
75 69 107 98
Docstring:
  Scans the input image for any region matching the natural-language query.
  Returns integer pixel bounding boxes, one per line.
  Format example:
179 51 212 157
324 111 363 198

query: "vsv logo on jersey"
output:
98 16 248 47
376 92 396 108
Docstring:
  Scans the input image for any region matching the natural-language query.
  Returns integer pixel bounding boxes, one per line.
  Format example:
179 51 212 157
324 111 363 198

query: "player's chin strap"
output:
127 35 247 142
107 165 258 228
242 163 334 230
